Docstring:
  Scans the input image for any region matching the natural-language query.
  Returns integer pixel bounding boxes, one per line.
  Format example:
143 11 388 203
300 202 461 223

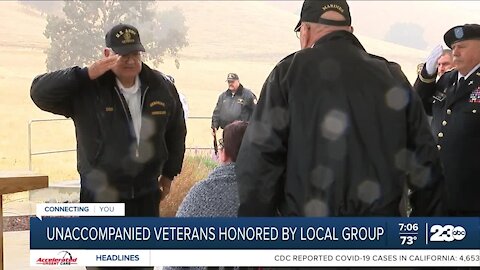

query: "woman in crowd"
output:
176 120 248 217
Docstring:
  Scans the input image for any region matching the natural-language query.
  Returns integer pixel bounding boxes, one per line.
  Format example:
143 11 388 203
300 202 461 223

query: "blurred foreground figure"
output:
236 0 445 217
31 23 186 270
415 24 480 216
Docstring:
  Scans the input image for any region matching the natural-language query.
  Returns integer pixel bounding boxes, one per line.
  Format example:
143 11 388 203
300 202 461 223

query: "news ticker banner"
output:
30 208 480 267
31 250 480 267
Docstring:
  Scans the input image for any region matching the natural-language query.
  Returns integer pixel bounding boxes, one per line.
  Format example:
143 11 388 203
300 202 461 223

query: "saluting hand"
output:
87 54 119 80
425 44 444 76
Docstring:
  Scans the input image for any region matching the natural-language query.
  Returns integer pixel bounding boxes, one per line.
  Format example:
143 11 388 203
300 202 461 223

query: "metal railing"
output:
28 118 75 170
27 116 213 171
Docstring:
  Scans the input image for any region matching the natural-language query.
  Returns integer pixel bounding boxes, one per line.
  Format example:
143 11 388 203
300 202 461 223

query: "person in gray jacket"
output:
211 73 256 140
177 121 248 217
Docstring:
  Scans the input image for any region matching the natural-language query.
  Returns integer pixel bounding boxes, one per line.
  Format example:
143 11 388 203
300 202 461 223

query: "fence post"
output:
28 120 32 171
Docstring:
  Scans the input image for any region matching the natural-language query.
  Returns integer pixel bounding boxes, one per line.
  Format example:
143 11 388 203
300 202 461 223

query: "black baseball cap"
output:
294 0 351 31
105 23 145 55
444 24 480 49
226 73 239 81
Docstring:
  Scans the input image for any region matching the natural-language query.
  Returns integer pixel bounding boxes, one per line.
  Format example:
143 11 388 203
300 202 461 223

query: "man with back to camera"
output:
235 0 445 217
31 23 186 270
211 73 256 149
415 24 480 216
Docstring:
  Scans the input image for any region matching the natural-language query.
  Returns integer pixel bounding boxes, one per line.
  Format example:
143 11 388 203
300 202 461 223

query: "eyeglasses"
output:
218 138 224 149
119 52 142 62
294 24 301 39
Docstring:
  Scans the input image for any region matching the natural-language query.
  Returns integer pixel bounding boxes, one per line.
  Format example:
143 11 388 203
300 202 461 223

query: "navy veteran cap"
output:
444 24 480 49
295 0 351 31
226 73 239 81
105 23 145 55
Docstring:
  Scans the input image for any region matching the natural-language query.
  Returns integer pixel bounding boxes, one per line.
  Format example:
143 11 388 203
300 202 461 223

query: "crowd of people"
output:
29 0 480 269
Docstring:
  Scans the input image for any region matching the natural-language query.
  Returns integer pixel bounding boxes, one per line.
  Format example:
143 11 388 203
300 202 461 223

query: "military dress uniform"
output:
414 23 480 215
415 65 480 216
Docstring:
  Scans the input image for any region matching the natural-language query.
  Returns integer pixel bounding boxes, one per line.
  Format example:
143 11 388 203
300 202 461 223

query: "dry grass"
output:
160 155 217 217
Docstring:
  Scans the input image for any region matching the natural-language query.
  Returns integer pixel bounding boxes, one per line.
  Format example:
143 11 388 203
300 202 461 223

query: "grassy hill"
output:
153 1 428 120
0 1 430 182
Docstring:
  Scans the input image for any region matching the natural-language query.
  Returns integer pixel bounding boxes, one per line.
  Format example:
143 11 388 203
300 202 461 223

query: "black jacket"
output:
236 31 445 217
211 85 257 129
30 64 186 200
415 65 480 213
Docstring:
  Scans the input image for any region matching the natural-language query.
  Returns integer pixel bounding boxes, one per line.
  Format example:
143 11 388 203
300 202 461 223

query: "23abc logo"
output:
429 225 466 242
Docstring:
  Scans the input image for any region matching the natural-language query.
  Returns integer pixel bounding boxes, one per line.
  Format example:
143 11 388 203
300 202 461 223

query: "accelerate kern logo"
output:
36 251 78 265
429 225 466 242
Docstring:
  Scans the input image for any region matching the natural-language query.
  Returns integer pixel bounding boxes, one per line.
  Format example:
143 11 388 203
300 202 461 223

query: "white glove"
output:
425 44 444 76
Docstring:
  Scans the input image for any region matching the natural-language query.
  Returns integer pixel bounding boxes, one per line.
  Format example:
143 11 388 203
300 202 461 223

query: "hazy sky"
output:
271 1 480 50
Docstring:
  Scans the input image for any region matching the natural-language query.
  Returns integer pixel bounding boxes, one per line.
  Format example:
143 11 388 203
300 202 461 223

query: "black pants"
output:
83 188 160 270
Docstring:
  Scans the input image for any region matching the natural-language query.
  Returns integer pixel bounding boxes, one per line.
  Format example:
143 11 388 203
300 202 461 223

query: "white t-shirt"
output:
178 92 189 120
116 76 142 145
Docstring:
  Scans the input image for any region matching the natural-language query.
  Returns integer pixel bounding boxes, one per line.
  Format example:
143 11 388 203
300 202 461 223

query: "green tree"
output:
44 0 188 71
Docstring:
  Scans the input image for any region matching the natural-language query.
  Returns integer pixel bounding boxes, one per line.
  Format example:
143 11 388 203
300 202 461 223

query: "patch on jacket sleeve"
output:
417 63 424 75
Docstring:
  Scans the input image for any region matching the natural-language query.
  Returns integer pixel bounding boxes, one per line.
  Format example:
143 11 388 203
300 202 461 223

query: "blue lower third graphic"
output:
29 217 480 250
